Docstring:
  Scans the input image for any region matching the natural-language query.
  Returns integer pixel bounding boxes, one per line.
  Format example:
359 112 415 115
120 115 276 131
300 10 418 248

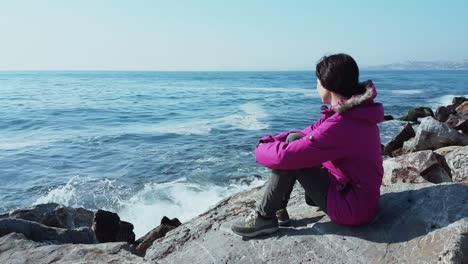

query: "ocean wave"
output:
32 175 266 238
385 89 423 95
430 94 468 107
222 102 269 130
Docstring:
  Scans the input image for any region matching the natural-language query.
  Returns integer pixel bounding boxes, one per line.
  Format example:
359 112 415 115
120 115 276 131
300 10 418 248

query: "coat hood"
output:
323 84 384 124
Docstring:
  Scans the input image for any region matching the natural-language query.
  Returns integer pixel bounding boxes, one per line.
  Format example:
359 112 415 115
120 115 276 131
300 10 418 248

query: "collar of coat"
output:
321 85 376 114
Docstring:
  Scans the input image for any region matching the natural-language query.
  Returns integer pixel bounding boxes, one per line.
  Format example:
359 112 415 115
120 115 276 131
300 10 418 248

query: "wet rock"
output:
383 123 415 157
400 107 434 122
92 210 136 244
144 183 468 264
135 217 181 256
444 146 468 182
0 218 97 244
5 203 94 229
402 117 468 153
452 96 467 107
117 221 136 244
383 150 452 185
435 106 451 122
0 233 148 264
93 210 120 243
383 115 394 121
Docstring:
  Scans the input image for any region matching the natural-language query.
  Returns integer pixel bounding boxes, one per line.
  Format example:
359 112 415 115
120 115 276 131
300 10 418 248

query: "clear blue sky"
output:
0 0 467 70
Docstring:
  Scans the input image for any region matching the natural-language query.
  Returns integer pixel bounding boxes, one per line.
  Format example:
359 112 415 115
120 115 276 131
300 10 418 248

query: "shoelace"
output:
245 210 258 225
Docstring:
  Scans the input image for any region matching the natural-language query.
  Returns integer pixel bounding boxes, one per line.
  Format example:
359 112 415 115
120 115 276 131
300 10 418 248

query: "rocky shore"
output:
1 97 467 264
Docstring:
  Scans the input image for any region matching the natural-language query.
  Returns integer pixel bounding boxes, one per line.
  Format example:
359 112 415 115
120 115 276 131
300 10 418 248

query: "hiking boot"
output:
276 208 290 226
231 210 279 237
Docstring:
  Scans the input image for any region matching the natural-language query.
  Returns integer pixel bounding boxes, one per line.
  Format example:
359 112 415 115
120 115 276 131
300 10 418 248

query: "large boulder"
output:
0 233 148 264
382 122 415 157
2 203 94 229
400 107 434 122
383 150 452 185
434 145 464 156
144 183 468 264
0 218 96 244
402 117 468 153
444 146 468 182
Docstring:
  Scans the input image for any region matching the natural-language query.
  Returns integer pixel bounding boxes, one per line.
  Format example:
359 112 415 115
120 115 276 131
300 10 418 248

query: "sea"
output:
0 70 467 237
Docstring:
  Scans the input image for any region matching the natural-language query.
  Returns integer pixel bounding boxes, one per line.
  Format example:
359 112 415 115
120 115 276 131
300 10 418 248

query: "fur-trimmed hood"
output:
321 84 383 125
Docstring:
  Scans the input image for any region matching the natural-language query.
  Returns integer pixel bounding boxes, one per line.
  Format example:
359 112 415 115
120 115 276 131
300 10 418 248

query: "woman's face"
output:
316 79 331 104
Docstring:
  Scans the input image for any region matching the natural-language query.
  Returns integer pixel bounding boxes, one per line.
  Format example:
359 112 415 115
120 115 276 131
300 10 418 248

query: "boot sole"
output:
232 227 279 237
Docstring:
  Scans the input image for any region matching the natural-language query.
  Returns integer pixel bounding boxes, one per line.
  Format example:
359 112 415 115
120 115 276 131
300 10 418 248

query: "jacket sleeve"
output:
255 119 347 170
262 114 328 143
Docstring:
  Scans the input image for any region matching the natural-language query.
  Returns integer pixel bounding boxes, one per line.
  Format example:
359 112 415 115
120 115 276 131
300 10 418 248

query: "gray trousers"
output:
257 133 331 218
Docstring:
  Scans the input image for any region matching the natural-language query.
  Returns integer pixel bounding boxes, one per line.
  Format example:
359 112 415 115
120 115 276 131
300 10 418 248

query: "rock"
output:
400 107 434 122
92 209 136 244
0 233 148 264
444 146 468 182
452 96 467 107
144 183 468 264
402 117 468 153
434 145 464 156
93 210 121 243
134 217 181 256
5 203 94 229
455 101 468 113
117 221 136 244
0 218 97 244
445 112 468 134
383 150 452 185
383 115 394 121
435 106 451 122
383 123 415 157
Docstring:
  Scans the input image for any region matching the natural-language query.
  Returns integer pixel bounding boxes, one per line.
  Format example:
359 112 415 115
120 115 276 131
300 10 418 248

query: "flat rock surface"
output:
145 183 468 264
0 233 149 264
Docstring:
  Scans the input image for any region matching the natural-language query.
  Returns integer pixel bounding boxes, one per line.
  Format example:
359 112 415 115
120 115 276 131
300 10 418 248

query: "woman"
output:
231 53 384 237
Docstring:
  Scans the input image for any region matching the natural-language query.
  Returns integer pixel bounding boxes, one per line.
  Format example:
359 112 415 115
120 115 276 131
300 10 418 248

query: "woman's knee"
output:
286 133 304 143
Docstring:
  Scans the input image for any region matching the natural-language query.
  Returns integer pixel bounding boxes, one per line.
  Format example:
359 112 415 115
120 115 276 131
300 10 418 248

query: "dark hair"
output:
315 53 372 98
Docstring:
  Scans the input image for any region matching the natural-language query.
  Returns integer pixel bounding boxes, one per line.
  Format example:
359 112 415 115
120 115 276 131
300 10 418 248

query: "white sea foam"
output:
128 120 214 136
32 175 266 238
0 140 48 150
222 102 269 130
388 89 423 95
430 94 468 107
239 87 317 97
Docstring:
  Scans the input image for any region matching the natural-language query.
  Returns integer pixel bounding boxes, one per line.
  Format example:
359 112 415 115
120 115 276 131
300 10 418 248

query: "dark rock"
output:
400 107 434 122
6 203 94 229
383 123 415 157
401 117 468 153
0 218 96 244
144 183 468 264
383 150 452 185
452 96 467 107
435 106 451 122
134 217 181 256
160 216 181 227
446 112 468 134
444 146 468 182
383 115 394 121
0 233 148 264
117 221 136 244
93 210 120 243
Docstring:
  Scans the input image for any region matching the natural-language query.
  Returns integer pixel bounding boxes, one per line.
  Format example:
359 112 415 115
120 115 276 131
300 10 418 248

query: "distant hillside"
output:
367 60 468 70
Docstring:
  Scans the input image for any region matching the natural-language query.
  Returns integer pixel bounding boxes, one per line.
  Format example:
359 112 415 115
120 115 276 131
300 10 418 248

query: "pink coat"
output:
256 85 384 226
